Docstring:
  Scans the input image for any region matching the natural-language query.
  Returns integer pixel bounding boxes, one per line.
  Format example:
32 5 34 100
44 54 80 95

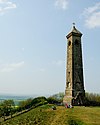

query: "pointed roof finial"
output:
66 23 82 38
72 22 75 27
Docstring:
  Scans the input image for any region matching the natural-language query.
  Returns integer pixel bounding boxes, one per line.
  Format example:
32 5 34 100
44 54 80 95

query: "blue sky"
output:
0 0 100 96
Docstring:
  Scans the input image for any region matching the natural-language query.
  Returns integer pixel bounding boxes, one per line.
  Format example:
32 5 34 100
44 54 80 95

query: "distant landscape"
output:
0 95 33 105
0 95 30 100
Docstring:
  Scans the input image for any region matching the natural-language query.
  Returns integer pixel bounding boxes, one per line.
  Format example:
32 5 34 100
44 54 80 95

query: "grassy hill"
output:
1 105 100 125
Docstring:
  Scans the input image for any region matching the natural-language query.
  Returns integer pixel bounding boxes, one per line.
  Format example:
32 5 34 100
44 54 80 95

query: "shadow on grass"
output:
68 119 85 125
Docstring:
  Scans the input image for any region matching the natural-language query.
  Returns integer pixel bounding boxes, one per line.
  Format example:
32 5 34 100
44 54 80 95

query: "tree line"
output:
0 92 100 121
85 92 100 106
47 92 100 106
0 96 47 121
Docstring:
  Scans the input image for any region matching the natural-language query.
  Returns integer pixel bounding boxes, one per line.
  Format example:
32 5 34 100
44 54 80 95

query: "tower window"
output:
75 39 79 45
68 41 71 46
67 82 70 88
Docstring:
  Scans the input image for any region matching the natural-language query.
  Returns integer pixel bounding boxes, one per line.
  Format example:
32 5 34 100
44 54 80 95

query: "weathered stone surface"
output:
63 26 85 106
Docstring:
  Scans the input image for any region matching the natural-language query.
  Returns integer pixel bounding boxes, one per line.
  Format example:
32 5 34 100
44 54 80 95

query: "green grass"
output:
1 105 100 125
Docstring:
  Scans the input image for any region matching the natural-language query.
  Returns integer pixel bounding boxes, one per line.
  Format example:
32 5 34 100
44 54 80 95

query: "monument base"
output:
63 95 73 106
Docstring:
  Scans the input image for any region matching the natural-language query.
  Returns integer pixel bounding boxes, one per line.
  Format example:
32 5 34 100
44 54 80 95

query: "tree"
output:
85 92 100 106
31 96 47 107
47 92 64 104
1 99 15 120
18 98 32 111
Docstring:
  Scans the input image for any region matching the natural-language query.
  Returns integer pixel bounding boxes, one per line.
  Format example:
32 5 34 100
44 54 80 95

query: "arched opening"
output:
68 41 71 46
67 82 70 88
75 39 79 45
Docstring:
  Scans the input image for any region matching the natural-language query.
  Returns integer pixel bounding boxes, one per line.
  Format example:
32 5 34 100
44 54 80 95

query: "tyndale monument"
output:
63 24 85 106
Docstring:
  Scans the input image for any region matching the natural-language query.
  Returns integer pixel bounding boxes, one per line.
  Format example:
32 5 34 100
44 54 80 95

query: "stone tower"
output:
63 24 85 106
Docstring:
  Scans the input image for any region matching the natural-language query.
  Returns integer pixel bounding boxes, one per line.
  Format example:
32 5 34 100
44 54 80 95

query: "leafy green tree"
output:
47 92 64 104
18 97 47 111
1 99 15 120
85 92 100 106
47 97 58 104
31 96 48 107
18 98 32 111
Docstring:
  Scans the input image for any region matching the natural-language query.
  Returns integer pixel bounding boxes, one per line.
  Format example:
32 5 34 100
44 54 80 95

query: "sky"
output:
0 0 100 96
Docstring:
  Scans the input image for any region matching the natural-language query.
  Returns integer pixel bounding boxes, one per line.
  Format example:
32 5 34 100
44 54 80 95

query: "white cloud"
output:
55 0 69 10
83 2 100 28
52 60 64 66
0 61 24 73
0 0 16 14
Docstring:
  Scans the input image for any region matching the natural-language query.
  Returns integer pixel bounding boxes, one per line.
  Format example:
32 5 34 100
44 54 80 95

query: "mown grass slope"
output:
1 105 100 125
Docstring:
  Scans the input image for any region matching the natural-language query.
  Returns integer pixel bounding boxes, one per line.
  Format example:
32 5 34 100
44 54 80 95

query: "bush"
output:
47 92 64 105
31 96 48 107
84 92 100 106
